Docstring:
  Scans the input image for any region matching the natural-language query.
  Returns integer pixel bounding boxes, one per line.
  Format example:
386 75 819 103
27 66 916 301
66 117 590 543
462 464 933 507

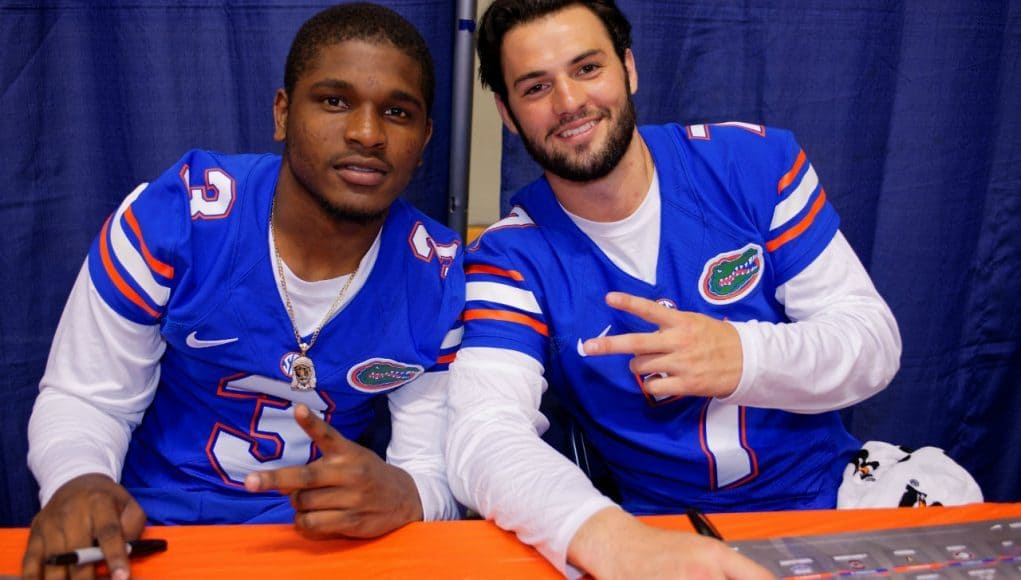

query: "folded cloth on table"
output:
837 440 983 508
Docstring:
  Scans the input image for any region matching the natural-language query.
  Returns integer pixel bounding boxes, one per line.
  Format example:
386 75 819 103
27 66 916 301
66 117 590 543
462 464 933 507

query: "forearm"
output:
28 389 132 505
387 371 461 521
446 348 615 574
29 262 163 504
723 232 901 412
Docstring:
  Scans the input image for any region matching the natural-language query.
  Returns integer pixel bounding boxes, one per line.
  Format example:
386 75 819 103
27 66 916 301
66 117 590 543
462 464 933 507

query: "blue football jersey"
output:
87 149 464 524
462 123 859 514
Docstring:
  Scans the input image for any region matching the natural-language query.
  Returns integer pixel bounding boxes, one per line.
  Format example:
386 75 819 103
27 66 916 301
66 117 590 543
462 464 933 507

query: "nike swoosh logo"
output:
186 331 239 349
577 324 612 357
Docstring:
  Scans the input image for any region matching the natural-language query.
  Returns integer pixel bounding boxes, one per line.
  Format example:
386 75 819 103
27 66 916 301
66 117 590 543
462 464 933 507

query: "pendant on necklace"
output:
290 354 317 391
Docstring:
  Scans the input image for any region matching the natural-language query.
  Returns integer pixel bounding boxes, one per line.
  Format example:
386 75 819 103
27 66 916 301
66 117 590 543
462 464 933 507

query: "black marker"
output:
686 507 724 541
44 538 168 566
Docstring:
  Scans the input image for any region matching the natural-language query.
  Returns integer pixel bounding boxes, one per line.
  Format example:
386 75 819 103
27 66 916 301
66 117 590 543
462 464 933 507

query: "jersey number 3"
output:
183 165 236 220
205 373 333 487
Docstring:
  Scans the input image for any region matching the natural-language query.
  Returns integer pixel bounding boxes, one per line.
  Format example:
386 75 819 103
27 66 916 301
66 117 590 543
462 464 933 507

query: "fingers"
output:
293 404 355 456
292 509 371 540
584 330 667 357
582 292 688 357
605 292 680 327
246 463 321 494
21 476 143 580
120 498 147 541
90 494 130 580
21 519 48 579
245 405 360 493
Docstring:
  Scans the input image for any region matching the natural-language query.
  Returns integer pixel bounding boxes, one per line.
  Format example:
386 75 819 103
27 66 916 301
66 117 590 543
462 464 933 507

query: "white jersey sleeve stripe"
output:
467 281 543 315
770 164 819 231
110 183 172 306
441 326 464 350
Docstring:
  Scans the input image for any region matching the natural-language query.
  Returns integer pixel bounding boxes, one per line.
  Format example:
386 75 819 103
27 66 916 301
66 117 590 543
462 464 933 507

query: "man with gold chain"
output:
22 4 463 578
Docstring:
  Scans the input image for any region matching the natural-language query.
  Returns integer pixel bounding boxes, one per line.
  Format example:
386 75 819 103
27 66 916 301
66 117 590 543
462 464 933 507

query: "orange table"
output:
3 503 1020 578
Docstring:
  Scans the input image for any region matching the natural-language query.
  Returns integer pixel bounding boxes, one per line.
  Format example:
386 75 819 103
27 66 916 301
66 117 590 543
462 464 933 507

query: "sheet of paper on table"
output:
728 517 1021 579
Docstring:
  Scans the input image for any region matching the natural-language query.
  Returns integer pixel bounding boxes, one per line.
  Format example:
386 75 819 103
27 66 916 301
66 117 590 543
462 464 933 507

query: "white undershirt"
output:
561 170 662 284
267 226 378 336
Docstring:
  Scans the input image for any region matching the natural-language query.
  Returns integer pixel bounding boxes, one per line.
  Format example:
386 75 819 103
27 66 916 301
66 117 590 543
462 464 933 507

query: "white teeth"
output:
343 165 378 173
559 120 596 138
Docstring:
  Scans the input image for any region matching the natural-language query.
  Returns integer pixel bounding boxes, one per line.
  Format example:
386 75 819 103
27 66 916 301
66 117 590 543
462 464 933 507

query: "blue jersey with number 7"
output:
462 123 859 514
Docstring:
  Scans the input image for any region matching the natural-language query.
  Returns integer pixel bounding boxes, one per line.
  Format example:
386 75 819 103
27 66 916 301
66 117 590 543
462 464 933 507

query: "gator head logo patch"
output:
347 358 425 393
698 243 764 305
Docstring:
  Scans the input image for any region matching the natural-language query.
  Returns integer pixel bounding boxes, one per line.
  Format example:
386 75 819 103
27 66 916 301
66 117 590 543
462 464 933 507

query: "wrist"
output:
392 465 425 523
566 506 633 576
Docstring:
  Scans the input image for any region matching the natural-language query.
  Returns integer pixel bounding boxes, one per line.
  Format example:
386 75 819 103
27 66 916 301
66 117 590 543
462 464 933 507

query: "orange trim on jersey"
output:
777 149 807 194
437 353 456 365
765 189 827 252
98 216 160 318
124 206 175 279
464 309 548 336
466 264 525 282
697 400 719 488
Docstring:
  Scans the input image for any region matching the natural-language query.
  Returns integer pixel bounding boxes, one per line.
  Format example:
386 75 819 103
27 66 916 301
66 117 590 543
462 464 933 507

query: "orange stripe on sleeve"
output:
437 353 456 365
124 206 175 279
466 264 525 281
777 149 807 194
766 189 827 253
98 216 160 319
464 309 548 336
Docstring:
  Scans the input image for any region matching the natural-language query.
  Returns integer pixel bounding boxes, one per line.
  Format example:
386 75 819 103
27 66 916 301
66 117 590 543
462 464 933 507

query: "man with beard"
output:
446 0 901 577
23 4 463 579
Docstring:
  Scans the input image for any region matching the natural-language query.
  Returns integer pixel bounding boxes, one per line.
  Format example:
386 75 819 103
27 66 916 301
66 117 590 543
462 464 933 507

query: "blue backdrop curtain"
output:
501 1 1021 503
0 0 454 526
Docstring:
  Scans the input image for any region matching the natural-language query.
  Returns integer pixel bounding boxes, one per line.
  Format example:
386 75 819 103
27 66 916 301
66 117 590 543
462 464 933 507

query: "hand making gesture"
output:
244 404 422 538
581 292 744 401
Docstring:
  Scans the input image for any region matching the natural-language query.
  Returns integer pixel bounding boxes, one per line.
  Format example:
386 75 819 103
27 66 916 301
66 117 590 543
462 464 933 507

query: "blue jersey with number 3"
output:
462 123 859 514
86 150 463 524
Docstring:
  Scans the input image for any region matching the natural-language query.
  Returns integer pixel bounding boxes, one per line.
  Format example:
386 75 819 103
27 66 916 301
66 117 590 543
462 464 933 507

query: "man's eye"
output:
385 107 410 119
523 83 546 96
323 97 347 109
578 63 600 76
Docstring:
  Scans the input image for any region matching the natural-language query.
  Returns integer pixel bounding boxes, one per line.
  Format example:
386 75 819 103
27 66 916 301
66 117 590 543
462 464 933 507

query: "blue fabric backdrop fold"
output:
500 1 1021 503
0 0 453 526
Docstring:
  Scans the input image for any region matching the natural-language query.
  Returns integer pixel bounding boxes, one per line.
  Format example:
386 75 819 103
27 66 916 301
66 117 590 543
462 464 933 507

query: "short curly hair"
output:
284 2 435 112
477 0 632 101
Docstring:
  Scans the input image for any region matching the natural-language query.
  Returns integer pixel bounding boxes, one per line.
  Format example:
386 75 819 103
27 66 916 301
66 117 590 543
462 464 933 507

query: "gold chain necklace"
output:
270 197 358 391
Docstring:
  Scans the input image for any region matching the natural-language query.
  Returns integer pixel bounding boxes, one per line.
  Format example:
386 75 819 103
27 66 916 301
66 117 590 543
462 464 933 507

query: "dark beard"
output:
509 91 637 183
307 187 388 226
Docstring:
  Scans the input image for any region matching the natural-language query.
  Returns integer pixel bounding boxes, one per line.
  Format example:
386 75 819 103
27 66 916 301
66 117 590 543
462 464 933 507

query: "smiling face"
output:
273 39 432 225
497 5 637 183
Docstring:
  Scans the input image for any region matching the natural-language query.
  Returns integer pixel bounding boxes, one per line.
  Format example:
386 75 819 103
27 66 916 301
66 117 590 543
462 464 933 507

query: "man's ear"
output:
419 118 434 166
272 88 289 142
494 95 520 135
624 48 638 95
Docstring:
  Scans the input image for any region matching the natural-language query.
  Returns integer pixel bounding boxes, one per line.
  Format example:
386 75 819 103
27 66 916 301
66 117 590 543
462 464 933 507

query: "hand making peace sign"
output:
581 292 745 401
